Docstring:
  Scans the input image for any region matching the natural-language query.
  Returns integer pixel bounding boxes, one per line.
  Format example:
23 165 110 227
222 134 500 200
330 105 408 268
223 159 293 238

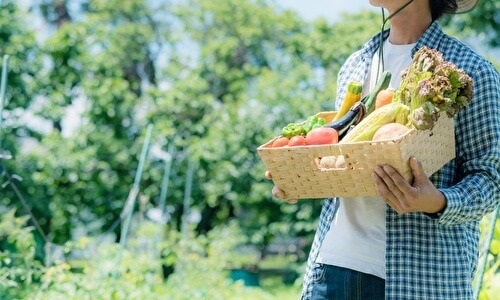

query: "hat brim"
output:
455 0 478 14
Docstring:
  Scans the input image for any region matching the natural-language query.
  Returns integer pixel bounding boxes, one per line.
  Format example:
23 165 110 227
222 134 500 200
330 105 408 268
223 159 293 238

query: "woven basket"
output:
257 113 455 200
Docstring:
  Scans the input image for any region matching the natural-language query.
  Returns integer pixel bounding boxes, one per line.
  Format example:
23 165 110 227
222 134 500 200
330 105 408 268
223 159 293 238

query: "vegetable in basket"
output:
324 101 366 139
340 102 410 143
281 123 306 138
332 81 363 121
303 115 327 133
281 115 327 139
393 46 473 130
362 70 391 114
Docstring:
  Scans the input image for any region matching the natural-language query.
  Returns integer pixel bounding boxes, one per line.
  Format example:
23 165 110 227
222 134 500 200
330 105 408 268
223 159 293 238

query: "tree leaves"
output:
0 0 410 245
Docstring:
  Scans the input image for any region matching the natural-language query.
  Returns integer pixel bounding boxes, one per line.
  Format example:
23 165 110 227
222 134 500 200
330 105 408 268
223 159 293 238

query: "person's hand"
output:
265 171 298 204
371 156 446 214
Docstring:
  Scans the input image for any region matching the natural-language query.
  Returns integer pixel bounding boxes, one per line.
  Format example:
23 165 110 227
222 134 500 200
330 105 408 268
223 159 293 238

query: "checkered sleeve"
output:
438 54 500 225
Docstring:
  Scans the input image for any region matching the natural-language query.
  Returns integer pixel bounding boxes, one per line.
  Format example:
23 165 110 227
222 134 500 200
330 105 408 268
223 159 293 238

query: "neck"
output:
385 1 432 44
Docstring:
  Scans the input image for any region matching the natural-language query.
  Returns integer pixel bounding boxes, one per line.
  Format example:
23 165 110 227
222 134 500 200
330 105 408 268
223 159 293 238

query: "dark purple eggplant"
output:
324 101 366 139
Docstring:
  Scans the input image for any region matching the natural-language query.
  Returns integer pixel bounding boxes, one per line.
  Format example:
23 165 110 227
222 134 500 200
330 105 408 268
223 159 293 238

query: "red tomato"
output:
288 135 308 147
271 137 290 147
305 127 339 145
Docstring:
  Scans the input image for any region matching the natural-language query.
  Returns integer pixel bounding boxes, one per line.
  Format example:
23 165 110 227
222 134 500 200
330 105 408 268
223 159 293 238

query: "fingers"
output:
267 171 297 203
372 170 403 212
374 166 405 197
373 165 410 214
409 156 424 178
272 186 284 198
271 186 297 204
372 159 442 214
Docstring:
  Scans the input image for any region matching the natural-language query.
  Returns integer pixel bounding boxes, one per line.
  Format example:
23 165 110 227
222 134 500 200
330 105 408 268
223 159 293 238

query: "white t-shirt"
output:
316 40 416 280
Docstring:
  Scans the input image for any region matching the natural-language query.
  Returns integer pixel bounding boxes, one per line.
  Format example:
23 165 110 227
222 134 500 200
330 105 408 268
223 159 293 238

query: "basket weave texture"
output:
257 114 455 200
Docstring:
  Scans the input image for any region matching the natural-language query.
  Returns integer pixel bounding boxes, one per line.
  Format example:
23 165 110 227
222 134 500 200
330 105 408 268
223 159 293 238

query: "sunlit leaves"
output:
442 0 499 47
4 0 396 247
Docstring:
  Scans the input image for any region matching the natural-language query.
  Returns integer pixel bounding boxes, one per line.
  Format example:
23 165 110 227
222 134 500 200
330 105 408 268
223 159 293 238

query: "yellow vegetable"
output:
340 102 410 143
332 81 363 121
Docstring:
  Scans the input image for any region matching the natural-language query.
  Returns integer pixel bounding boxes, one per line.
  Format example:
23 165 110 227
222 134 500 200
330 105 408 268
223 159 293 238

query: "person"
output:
268 0 500 299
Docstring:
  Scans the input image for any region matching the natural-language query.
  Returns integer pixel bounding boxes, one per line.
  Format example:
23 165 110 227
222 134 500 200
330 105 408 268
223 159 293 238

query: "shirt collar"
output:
413 21 444 55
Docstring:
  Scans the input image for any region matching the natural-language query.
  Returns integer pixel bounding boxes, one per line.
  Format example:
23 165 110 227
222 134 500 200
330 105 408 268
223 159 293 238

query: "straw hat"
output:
455 0 478 13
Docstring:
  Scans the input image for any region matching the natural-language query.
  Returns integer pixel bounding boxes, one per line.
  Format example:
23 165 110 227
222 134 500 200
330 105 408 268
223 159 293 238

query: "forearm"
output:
437 157 500 225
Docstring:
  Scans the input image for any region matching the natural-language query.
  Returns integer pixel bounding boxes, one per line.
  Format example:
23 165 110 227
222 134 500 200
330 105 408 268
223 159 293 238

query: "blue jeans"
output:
310 264 385 300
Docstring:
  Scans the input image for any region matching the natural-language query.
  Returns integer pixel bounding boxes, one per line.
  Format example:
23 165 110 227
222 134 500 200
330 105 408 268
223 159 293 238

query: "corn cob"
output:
332 81 363 121
340 102 410 143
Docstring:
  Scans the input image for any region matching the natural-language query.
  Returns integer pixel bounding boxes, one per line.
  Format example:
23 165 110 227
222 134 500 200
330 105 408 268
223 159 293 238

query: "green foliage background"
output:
1 0 384 250
0 0 498 299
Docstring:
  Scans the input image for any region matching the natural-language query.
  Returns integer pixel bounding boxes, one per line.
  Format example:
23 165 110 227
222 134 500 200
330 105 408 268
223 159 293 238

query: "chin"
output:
369 0 382 7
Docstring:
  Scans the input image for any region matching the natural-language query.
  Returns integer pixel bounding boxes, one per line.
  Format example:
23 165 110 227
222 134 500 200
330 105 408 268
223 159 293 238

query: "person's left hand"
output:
265 171 298 204
371 156 446 214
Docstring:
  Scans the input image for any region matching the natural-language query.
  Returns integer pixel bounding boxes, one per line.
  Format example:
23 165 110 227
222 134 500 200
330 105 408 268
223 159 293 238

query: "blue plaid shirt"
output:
301 22 500 300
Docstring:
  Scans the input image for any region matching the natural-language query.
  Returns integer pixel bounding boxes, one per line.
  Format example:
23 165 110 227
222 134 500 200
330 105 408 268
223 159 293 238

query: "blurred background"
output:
0 0 498 299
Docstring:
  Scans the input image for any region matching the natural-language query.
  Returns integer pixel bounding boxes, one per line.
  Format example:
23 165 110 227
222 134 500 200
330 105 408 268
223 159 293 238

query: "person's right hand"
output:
265 171 297 204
